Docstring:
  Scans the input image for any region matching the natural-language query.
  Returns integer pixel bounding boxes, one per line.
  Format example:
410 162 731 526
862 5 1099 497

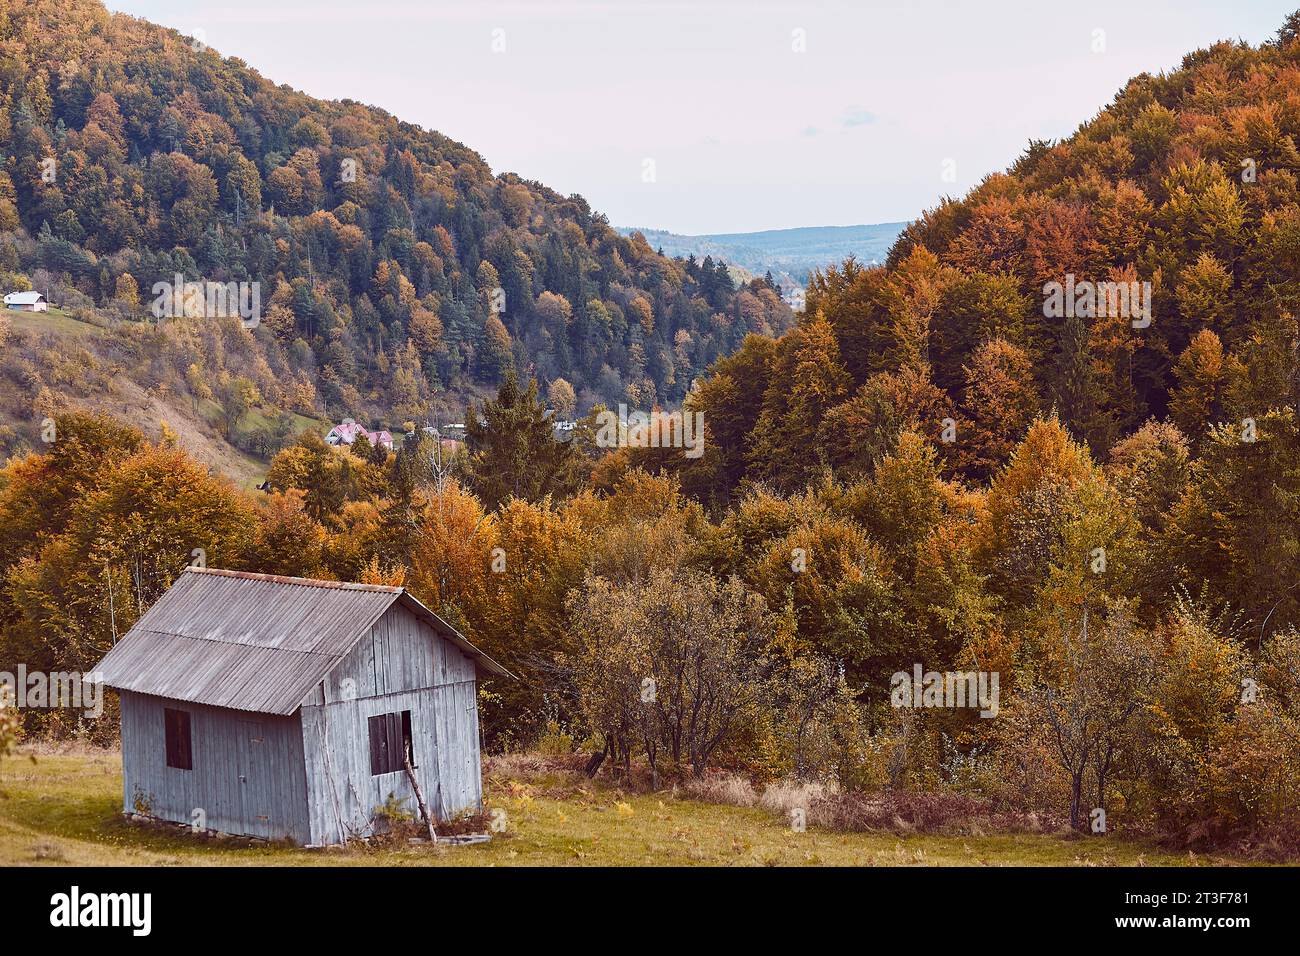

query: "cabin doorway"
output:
236 720 271 833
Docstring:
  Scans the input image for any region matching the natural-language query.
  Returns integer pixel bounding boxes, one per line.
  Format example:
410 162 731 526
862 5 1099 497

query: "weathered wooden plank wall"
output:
119 690 311 843
299 603 483 845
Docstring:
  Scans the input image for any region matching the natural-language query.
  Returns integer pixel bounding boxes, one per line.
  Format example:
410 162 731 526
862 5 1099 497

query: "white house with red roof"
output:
325 418 394 451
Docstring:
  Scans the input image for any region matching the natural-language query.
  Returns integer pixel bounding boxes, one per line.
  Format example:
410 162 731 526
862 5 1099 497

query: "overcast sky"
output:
106 0 1297 234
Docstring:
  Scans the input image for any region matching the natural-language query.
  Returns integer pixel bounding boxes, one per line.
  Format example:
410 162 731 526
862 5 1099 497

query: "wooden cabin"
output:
93 567 510 846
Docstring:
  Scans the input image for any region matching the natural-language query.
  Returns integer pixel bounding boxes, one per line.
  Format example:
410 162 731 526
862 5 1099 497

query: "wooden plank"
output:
118 692 309 842
293 605 489 843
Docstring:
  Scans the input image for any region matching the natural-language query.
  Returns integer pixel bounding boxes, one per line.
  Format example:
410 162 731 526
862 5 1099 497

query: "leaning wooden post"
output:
404 752 437 843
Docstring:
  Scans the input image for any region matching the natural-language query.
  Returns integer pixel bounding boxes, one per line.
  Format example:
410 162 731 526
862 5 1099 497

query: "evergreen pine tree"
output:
463 371 579 509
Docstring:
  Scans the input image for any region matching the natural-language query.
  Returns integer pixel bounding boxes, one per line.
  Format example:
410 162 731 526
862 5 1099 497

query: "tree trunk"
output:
584 745 608 778
1070 772 1084 832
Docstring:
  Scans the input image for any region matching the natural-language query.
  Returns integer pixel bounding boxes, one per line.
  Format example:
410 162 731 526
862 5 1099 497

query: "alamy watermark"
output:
49 886 151 936
151 273 261 329
594 405 705 459
890 663 1000 718
0 666 103 718
1043 274 1151 329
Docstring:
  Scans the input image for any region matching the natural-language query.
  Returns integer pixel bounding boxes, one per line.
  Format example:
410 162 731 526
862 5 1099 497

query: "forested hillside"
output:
0 0 790 460
2 2 1299 858
688 14 1300 498
678 15 1300 646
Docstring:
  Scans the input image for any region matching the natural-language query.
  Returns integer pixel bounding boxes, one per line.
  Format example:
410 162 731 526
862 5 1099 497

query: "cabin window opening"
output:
369 710 415 775
164 708 192 770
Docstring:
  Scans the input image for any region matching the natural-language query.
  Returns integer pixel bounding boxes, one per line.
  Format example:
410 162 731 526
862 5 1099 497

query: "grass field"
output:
0 748 1256 867
5 306 104 338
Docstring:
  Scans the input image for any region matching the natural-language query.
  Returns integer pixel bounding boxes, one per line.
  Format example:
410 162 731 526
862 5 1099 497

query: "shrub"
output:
759 778 837 818
680 771 758 807
806 789 1058 835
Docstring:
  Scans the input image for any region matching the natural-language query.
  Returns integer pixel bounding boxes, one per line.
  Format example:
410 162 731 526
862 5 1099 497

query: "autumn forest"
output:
1 0 1299 863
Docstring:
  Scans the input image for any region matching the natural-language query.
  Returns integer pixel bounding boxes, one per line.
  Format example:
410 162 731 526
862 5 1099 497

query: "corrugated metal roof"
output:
93 568 511 715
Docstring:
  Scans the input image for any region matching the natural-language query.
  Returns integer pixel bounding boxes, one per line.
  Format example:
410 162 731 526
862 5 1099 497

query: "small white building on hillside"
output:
4 291 47 312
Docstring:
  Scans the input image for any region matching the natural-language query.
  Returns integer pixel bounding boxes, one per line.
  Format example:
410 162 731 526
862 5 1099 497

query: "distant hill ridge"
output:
617 223 908 288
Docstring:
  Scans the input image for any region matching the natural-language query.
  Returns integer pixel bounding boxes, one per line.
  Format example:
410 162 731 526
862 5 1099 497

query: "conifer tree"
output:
463 372 578 510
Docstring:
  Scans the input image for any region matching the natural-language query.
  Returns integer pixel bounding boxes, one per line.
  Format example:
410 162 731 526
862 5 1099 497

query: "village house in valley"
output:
92 568 511 846
325 418 394 451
